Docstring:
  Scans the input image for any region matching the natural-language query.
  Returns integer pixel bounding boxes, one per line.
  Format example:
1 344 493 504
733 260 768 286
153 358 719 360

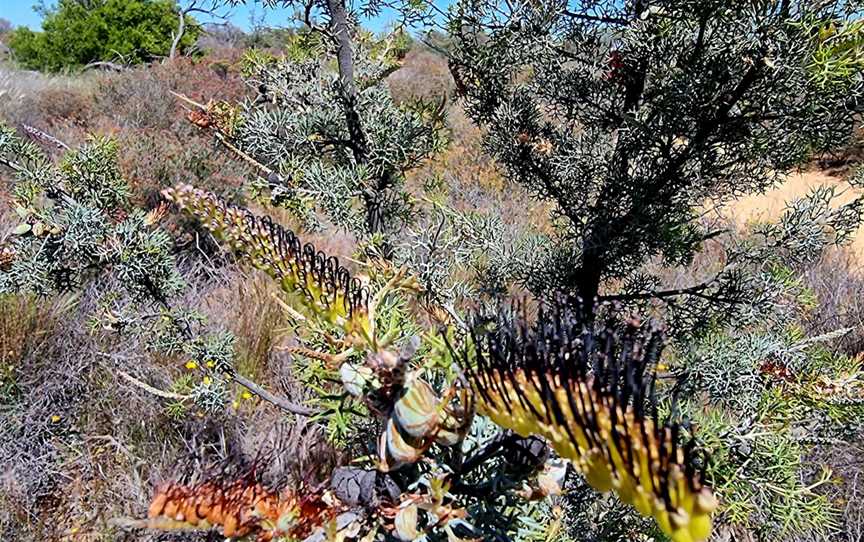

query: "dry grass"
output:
801 248 864 356
809 437 864 542
204 271 287 380
0 62 98 131
0 294 59 371
387 46 455 103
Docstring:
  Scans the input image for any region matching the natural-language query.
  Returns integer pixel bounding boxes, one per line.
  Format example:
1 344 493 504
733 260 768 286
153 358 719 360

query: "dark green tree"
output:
7 0 201 71
444 0 864 331
432 2 864 539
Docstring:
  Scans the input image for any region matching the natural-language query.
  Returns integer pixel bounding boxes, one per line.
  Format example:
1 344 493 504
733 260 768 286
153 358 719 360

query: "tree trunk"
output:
326 0 387 241
169 10 185 60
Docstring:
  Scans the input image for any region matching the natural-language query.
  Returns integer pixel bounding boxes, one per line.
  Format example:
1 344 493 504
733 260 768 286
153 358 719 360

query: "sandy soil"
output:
728 170 864 259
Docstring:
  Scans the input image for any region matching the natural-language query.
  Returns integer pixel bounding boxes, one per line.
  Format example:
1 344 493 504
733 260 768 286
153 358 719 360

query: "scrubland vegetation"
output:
0 2 863 542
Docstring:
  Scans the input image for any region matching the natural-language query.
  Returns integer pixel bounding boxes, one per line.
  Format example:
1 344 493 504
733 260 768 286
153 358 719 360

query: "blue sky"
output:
0 1 429 34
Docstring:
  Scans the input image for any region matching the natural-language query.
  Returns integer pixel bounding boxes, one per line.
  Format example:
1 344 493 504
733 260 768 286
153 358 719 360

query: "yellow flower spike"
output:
459 306 717 542
162 185 371 344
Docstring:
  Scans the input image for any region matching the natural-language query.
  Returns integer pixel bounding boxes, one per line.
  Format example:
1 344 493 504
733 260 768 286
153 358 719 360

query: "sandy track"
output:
729 170 864 259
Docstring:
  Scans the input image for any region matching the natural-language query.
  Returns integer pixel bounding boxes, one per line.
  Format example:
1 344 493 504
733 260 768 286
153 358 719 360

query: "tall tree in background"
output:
7 0 202 71
446 0 864 331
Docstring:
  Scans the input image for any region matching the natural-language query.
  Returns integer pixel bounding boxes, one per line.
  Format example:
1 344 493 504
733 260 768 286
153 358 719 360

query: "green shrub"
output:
7 0 200 72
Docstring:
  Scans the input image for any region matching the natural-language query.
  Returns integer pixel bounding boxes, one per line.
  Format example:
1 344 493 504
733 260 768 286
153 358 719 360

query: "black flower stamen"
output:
458 304 717 542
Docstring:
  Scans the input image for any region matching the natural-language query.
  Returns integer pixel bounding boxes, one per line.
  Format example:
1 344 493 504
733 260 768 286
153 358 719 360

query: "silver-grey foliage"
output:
227 23 445 241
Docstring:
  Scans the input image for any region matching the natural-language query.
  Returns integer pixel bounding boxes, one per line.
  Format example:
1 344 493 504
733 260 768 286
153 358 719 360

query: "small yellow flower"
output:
241 390 252 400
205 360 215 368
185 361 198 370
232 401 240 409
203 376 212 385
50 415 61 423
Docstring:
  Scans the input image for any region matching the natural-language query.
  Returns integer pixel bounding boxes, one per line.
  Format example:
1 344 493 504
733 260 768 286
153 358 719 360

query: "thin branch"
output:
561 9 628 26
0 157 24 173
169 90 291 187
22 124 70 150
598 277 719 303
117 369 190 401
82 61 129 72
231 373 316 417
170 1 229 60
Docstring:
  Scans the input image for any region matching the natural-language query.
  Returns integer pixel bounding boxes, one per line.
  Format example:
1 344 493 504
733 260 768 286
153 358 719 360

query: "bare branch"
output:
231 373 316 417
117 369 191 401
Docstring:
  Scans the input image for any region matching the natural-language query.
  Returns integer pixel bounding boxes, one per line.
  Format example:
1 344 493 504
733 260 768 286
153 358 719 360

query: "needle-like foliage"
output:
445 0 864 327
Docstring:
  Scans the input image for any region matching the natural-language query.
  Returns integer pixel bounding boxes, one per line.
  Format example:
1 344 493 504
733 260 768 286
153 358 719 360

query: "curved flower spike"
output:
163 184 370 339
462 307 717 542
146 475 338 542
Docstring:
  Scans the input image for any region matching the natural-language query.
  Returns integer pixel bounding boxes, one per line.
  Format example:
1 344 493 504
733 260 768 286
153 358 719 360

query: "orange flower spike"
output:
223 513 239 537
162 496 180 520
148 490 168 519
144 472 345 542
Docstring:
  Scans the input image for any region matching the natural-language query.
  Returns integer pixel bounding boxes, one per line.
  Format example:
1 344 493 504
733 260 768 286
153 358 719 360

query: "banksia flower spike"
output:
146 473 341 541
163 185 371 340
462 306 717 542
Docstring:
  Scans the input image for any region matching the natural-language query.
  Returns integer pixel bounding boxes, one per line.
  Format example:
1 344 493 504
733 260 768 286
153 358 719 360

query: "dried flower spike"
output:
162 185 370 338
147 475 338 542
463 307 717 542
